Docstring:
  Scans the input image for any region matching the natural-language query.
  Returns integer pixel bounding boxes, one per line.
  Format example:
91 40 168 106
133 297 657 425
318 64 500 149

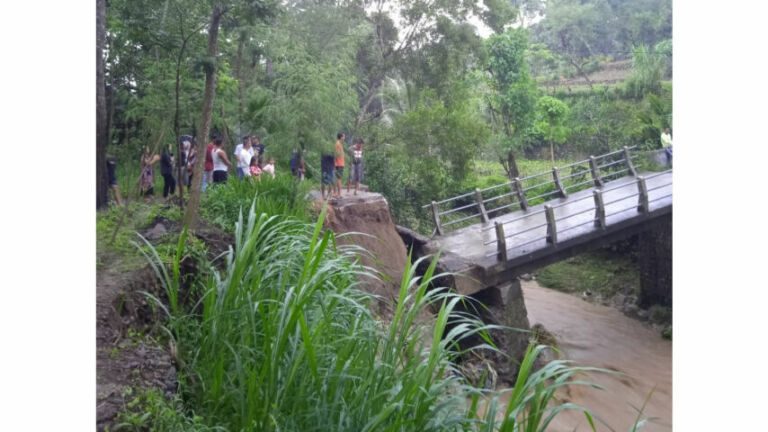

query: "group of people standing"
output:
320 132 365 199
204 134 275 191
138 134 277 198
133 131 364 201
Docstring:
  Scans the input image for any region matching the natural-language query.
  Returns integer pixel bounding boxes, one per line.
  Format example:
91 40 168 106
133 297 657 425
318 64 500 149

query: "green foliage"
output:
113 387 220 432
139 200 611 432
626 44 667 99
486 28 538 141
535 251 640 299
199 173 311 231
365 93 490 233
636 91 673 150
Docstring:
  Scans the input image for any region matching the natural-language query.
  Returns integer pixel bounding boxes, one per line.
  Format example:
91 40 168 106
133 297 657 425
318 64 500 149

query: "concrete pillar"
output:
449 280 531 382
638 218 672 308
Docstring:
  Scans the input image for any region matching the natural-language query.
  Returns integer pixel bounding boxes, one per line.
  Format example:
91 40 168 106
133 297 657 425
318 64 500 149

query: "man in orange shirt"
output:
334 132 346 198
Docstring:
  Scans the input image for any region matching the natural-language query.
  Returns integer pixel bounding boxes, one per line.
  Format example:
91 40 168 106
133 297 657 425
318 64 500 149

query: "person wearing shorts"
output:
202 138 216 191
211 137 231 184
347 138 364 195
106 158 122 205
320 153 335 199
334 132 345 198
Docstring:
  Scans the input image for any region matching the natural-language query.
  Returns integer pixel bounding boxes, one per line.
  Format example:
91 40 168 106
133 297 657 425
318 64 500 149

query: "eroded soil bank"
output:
520 280 672 431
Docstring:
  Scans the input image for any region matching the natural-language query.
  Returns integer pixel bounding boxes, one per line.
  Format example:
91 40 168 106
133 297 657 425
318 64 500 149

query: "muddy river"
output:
518 280 672 431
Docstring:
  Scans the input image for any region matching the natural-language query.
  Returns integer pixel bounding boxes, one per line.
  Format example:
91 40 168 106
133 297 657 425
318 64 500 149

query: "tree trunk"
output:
507 150 520 179
183 6 224 230
549 121 554 165
352 76 383 139
174 32 192 211
96 0 108 209
236 35 245 130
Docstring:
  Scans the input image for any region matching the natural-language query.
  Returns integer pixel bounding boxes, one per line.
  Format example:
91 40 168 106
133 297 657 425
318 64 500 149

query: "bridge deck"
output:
431 172 672 270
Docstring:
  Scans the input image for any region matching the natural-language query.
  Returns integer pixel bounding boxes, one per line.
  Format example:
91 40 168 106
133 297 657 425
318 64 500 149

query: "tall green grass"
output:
139 199 616 431
200 173 312 231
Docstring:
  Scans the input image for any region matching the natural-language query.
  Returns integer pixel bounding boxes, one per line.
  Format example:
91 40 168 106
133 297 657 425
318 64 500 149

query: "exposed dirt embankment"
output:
312 190 409 320
96 217 233 431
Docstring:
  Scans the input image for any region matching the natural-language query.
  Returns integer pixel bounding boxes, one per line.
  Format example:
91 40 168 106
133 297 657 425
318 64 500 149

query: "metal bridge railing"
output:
487 173 672 261
423 146 639 235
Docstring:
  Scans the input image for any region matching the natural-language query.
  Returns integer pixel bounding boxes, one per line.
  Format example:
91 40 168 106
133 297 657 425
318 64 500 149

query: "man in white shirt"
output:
234 136 249 179
237 138 254 180
660 127 672 164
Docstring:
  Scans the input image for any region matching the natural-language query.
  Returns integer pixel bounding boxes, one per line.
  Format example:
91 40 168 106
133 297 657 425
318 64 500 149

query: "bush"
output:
140 201 612 432
200 173 311 231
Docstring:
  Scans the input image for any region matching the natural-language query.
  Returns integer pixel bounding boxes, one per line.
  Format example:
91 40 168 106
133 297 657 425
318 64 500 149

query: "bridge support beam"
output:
495 221 507 261
589 156 604 188
544 205 558 244
475 188 489 224
593 189 606 229
447 280 531 383
513 177 528 211
636 177 649 214
638 218 672 308
624 146 638 177
431 201 444 236
552 167 567 198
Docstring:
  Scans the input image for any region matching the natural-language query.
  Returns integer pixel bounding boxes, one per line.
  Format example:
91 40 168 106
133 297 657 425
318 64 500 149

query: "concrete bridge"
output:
395 147 671 380
415 147 672 296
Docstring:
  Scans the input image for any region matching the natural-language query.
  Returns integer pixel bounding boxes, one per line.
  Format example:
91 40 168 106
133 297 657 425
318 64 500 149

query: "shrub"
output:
139 201 613 432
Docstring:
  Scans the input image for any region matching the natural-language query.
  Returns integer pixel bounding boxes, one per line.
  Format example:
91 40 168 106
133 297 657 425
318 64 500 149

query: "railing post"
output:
431 201 444 235
589 156 604 188
475 188 489 224
495 221 507 261
593 189 606 229
624 146 638 177
636 177 649 214
552 167 567 198
544 205 557 245
514 177 528 210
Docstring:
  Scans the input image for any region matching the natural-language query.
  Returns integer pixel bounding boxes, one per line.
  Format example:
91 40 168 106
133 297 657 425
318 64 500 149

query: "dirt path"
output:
96 215 234 431
521 280 672 431
96 253 176 431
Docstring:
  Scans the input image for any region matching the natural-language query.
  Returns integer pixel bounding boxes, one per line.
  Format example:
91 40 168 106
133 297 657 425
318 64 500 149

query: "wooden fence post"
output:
431 201 444 235
552 167 567 198
636 177 649 214
495 221 507 261
475 188 489 224
544 205 557 245
624 146 638 177
589 156 604 188
514 177 528 210
593 189 606 229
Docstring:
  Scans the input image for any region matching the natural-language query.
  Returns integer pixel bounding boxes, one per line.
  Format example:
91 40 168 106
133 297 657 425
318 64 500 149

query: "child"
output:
249 155 262 181
263 157 276 179
348 138 364 195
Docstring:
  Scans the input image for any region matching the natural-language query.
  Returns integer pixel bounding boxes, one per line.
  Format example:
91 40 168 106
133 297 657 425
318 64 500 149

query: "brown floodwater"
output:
513 280 672 431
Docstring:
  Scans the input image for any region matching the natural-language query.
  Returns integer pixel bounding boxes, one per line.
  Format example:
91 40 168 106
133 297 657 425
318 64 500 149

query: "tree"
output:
486 28 538 178
536 96 569 164
626 44 666 99
97 0 108 209
184 4 227 230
